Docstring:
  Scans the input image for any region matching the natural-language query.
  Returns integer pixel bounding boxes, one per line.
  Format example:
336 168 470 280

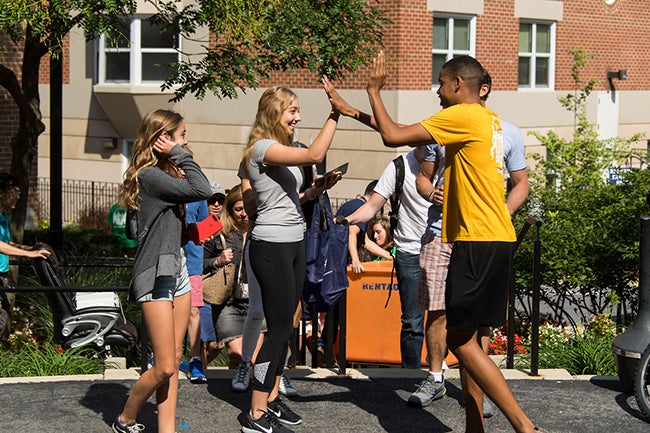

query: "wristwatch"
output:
335 215 349 226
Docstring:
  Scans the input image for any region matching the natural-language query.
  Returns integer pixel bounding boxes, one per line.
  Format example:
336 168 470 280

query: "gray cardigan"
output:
130 145 212 301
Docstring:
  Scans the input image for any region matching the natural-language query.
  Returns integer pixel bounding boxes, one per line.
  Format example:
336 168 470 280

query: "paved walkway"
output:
0 366 648 432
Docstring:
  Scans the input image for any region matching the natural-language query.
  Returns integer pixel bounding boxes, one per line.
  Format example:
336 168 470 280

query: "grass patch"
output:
0 342 104 377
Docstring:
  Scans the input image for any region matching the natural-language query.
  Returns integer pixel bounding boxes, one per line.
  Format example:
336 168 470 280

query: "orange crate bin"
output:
345 260 458 368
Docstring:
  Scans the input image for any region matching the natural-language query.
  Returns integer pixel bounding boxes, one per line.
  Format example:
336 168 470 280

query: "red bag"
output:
187 214 223 245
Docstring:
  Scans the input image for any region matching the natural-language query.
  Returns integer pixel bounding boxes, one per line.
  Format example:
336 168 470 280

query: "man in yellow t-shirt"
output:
365 53 543 433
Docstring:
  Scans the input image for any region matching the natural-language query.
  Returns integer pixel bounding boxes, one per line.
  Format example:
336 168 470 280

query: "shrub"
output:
76 205 110 231
0 342 104 377
489 328 528 355
516 313 617 376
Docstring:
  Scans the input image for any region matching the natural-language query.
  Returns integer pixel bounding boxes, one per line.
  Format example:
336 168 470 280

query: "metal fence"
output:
36 177 357 225
37 178 121 225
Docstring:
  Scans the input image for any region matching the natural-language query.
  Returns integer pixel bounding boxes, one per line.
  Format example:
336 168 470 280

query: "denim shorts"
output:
211 298 267 347
137 250 191 303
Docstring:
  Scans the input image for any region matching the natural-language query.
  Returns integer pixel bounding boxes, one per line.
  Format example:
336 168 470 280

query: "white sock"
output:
429 371 443 382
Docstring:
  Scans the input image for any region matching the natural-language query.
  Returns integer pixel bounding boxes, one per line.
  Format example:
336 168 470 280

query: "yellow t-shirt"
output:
419 103 515 243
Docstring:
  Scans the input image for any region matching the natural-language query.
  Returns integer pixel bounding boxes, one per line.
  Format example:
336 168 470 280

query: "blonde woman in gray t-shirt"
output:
238 83 339 433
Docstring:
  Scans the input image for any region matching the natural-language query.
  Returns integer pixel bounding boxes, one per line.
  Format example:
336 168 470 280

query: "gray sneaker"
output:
408 376 446 408
278 374 297 397
483 395 496 418
232 361 252 392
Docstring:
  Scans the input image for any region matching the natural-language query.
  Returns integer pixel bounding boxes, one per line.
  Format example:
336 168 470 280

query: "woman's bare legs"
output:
156 292 191 433
117 293 191 433
118 300 176 427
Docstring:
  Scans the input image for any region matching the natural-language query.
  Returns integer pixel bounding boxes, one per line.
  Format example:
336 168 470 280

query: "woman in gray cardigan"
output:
113 109 212 433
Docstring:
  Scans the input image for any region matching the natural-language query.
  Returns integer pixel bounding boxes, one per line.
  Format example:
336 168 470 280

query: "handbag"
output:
202 234 236 305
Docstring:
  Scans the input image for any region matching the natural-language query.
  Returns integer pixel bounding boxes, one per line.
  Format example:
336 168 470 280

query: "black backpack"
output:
384 155 405 308
388 155 405 237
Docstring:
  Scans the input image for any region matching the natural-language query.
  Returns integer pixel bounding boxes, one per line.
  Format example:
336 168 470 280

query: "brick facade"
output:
554 0 648 92
2 0 650 201
262 0 650 93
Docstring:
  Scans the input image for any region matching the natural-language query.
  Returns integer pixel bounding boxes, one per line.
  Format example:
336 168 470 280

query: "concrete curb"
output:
0 365 589 384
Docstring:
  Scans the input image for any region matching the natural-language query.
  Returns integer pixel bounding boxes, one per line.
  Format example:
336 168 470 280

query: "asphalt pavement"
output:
0 366 648 432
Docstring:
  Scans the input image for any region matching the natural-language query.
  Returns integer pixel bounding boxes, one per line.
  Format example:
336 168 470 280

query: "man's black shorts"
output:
445 241 514 332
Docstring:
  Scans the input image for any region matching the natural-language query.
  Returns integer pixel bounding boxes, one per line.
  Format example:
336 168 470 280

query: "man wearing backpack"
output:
334 146 429 369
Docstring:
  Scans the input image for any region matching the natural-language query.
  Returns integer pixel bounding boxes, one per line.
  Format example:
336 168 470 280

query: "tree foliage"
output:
0 0 387 242
153 0 387 100
514 48 649 328
0 1 137 244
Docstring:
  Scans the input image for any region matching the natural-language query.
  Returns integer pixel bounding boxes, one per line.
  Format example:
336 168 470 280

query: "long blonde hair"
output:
118 109 185 209
220 184 246 236
241 87 297 175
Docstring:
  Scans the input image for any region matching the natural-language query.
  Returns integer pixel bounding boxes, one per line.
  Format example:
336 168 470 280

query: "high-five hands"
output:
323 76 355 117
367 51 387 93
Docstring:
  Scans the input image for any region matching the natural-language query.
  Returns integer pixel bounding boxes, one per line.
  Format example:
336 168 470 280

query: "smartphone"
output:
314 162 349 187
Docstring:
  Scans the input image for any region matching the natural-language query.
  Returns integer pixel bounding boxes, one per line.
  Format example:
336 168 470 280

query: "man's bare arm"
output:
366 52 434 148
506 168 529 215
344 193 387 225
416 159 438 202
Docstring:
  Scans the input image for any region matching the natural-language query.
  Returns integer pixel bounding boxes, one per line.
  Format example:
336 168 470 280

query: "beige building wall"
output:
37 12 650 203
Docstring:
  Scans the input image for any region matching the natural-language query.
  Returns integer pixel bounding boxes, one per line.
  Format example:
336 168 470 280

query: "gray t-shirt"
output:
247 139 305 242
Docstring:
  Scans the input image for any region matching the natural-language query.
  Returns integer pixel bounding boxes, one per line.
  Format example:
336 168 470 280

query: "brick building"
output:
1 0 649 210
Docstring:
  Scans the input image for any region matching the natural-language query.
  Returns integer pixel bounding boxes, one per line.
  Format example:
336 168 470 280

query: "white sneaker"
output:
278 374 298 397
231 361 252 392
483 395 496 418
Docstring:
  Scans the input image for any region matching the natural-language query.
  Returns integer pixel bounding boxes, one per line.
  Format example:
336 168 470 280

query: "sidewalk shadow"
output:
80 382 157 430
206 378 254 414
589 376 649 422
291 376 462 433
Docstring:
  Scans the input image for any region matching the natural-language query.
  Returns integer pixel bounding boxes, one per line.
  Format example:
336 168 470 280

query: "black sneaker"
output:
238 411 294 433
112 414 145 433
267 397 303 425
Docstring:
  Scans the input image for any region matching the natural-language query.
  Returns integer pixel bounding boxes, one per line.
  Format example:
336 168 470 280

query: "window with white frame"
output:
432 14 476 87
518 21 555 89
97 16 180 84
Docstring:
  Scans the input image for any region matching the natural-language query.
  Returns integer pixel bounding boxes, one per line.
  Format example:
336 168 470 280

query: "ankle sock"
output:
429 371 443 382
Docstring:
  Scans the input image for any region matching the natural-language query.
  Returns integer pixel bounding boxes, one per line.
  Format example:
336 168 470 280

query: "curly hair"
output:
241 87 297 175
118 109 185 209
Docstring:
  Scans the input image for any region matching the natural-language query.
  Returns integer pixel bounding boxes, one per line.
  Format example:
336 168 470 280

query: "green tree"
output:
0 0 137 242
155 0 387 101
514 49 649 328
0 0 387 241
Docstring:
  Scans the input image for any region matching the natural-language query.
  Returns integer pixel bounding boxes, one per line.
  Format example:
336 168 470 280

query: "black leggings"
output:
249 239 304 392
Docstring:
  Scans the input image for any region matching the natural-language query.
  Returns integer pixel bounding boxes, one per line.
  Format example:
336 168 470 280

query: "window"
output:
432 15 476 88
518 21 555 89
97 16 180 85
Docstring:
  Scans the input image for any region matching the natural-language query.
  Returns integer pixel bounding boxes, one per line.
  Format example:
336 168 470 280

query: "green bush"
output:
0 342 104 377
516 313 618 376
22 226 125 258
6 228 232 372
2 228 138 373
